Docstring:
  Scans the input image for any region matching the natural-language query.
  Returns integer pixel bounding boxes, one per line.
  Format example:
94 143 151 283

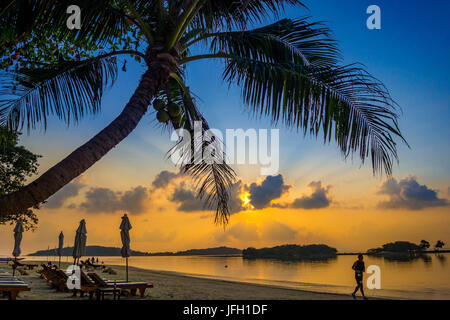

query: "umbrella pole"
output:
59 256 61 269
12 257 16 276
126 257 129 282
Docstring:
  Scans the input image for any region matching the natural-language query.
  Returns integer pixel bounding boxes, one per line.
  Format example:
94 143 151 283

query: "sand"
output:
1 260 355 300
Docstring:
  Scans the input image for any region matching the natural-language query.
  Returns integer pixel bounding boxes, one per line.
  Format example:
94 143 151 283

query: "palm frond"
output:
0 0 130 48
208 18 340 68
0 55 118 131
203 16 408 176
224 55 406 175
164 81 237 224
192 0 305 32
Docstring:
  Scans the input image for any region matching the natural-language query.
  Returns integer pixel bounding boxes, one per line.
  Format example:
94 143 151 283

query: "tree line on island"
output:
366 240 447 258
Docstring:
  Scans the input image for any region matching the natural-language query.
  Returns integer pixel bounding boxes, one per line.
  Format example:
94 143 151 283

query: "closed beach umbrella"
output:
12 219 24 276
57 231 64 268
72 219 87 265
120 214 132 282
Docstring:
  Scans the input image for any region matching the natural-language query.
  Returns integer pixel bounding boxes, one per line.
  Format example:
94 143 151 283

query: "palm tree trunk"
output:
0 52 179 217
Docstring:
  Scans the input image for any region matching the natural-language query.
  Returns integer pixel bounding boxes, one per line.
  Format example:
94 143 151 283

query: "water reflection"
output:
243 256 337 263
436 253 447 266
420 254 433 266
376 253 433 263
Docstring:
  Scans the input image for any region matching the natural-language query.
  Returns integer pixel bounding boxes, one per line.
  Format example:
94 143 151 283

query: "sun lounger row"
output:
38 264 153 299
39 264 97 297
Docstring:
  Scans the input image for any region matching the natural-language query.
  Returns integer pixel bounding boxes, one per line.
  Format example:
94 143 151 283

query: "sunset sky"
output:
1 0 449 255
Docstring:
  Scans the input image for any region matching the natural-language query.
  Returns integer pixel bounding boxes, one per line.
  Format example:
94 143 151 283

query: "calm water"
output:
21 254 450 299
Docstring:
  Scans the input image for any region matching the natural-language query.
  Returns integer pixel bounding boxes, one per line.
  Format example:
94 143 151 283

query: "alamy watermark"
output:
170 121 280 175
366 265 381 290
66 5 81 30
367 5 381 30
66 264 81 290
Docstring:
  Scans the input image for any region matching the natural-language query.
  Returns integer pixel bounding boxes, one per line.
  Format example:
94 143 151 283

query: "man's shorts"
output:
355 272 363 284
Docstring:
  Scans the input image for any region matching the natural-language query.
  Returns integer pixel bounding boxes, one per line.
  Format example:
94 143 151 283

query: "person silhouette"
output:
352 254 368 300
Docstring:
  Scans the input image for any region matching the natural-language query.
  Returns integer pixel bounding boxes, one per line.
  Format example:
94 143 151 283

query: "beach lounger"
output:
0 282 30 300
0 273 13 277
38 265 62 286
88 272 153 298
76 270 101 299
0 277 21 282
12 260 38 270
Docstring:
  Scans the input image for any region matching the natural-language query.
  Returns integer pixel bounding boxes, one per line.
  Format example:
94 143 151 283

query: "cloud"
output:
377 176 448 210
170 185 206 212
79 186 149 214
248 175 290 209
215 222 260 242
152 170 180 189
169 179 245 214
136 229 177 243
228 180 245 214
290 181 331 209
45 176 86 209
260 222 297 242
216 221 300 244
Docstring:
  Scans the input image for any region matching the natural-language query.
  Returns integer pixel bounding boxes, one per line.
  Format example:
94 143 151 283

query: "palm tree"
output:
419 240 430 251
0 1 407 224
435 240 445 252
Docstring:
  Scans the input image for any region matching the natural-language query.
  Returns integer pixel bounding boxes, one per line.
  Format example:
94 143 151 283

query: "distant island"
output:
366 240 449 260
243 244 337 260
148 246 242 256
28 245 149 256
28 246 242 257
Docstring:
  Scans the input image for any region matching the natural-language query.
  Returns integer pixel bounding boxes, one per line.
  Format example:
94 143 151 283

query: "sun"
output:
240 192 254 210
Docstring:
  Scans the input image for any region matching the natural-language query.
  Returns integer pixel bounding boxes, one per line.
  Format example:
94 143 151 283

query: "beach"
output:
1 261 353 300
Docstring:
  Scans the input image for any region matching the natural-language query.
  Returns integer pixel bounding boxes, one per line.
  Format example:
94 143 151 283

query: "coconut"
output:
156 110 170 123
171 114 183 126
153 99 165 111
168 103 182 117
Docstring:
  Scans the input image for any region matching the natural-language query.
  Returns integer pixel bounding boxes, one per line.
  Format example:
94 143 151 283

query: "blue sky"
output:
23 1 450 185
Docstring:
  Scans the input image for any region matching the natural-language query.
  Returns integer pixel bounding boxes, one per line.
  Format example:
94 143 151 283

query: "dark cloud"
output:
228 180 245 214
248 175 290 209
45 177 86 209
170 180 245 214
170 185 205 212
79 186 148 214
290 181 331 209
152 170 180 189
377 176 448 210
